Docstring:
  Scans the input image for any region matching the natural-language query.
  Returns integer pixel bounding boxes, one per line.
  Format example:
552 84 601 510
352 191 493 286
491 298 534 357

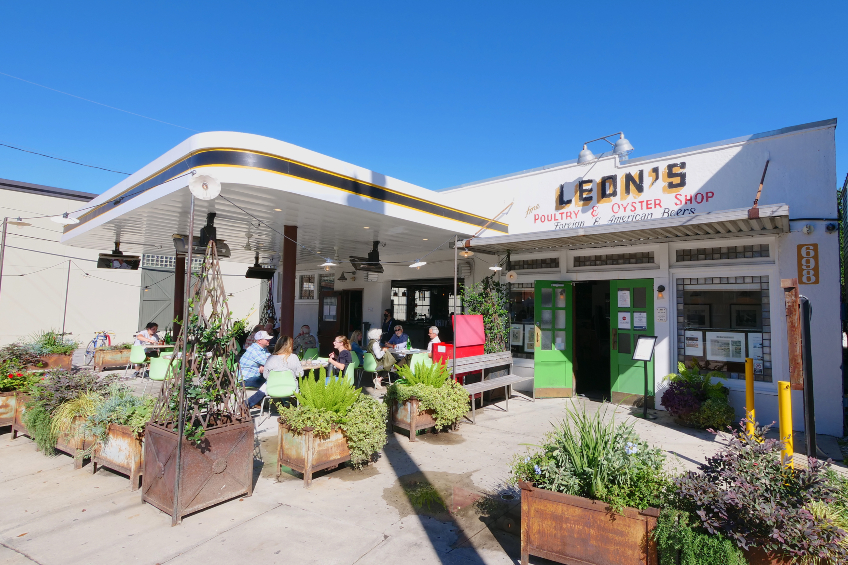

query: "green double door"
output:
533 278 654 400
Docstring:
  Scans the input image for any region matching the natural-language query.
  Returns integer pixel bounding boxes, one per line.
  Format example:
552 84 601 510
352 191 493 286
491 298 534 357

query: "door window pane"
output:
541 309 552 329
541 288 553 307
633 287 647 308
555 310 566 329
555 288 567 308
541 330 552 350
618 332 631 355
555 331 566 350
322 296 337 321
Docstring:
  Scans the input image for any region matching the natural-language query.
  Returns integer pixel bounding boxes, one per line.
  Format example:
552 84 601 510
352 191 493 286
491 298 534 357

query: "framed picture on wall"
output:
683 304 710 328
524 324 535 351
730 305 761 329
510 324 524 346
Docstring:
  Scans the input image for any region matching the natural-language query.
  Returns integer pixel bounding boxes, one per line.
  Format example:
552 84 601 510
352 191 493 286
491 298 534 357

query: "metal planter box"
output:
519 481 659 565
11 392 29 438
142 421 254 517
93 349 131 372
391 398 437 441
91 424 144 490
55 415 94 469
0 391 15 427
28 354 72 371
277 421 350 487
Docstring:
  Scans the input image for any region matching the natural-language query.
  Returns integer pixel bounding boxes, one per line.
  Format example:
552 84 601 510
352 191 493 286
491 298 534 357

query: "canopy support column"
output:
280 225 297 338
173 252 186 337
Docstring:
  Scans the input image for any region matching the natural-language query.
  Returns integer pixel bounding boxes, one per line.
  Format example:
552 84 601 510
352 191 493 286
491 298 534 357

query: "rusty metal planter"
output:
391 398 437 441
27 354 72 371
142 421 254 517
11 392 30 439
0 391 16 427
92 424 144 490
277 421 350 487
93 349 131 372
519 481 659 565
54 415 94 469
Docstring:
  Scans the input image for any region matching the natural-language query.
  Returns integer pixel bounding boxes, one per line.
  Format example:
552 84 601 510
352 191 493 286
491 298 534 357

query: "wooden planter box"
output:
0 391 16 427
142 421 254 518
93 349 131 372
277 421 350 487
91 424 144 490
519 481 659 565
26 354 72 371
391 398 437 441
12 392 30 439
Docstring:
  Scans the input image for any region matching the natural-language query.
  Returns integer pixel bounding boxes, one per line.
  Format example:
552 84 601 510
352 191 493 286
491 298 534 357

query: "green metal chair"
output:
302 348 319 360
410 352 432 369
143 357 180 395
124 345 149 378
362 352 390 388
259 369 298 424
350 352 362 386
343 362 355 386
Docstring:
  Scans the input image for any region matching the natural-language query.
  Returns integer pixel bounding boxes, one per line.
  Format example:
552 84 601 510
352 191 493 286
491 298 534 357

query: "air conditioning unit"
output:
365 272 379 282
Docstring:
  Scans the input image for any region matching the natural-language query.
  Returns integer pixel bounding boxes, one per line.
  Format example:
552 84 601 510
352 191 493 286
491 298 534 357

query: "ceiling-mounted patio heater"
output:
97 241 141 270
172 234 231 258
349 241 384 273
245 252 277 280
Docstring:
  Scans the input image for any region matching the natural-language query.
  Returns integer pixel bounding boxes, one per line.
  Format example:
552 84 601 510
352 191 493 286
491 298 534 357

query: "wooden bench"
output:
446 351 534 423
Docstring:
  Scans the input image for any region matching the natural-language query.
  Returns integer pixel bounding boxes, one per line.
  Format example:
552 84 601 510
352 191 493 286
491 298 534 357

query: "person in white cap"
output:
240 330 272 404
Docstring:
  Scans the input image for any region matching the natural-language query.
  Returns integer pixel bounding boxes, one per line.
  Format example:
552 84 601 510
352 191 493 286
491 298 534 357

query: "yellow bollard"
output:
778 381 793 467
745 358 755 436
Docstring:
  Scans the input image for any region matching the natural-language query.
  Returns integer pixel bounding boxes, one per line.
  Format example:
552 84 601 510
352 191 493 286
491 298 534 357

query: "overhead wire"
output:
0 71 199 132
4 260 67 277
0 142 131 175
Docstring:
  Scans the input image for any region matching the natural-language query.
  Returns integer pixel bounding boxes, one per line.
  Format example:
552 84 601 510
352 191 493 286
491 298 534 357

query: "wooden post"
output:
280 226 297 339
173 252 186 337
781 279 804 390
304 427 314 487
409 398 418 442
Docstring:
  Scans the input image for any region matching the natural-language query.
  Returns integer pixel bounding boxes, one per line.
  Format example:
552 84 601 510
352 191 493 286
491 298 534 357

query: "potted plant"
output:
83 384 155 490
663 420 848 564
509 403 670 565
24 330 78 371
142 241 255 522
660 361 736 429
93 343 133 372
277 367 387 487
1 371 37 428
387 361 471 441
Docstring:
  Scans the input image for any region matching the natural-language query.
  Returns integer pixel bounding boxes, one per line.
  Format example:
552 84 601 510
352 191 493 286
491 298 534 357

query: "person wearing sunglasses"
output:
386 325 410 350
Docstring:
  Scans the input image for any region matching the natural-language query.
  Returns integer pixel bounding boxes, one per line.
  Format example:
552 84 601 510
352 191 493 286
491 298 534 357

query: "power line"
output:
0 142 131 174
0 71 199 132
5 260 67 277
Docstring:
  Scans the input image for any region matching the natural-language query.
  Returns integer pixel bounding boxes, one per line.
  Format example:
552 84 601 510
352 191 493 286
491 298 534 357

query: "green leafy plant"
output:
396 361 450 387
461 276 509 353
278 373 387 468
30 370 119 413
387 379 470 431
0 342 43 371
653 508 746 565
675 419 848 561
26 330 78 356
0 371 38 392
51 391 104 437
21 402 58 455
81 384 155 455
661 361 735 429
509 402 671 513
99 343 133 351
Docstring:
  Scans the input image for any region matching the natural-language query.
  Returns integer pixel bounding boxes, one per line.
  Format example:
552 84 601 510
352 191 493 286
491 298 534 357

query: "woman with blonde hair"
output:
367 327 396 390
246 335 303 408
349 329 365 359
328 335 353 379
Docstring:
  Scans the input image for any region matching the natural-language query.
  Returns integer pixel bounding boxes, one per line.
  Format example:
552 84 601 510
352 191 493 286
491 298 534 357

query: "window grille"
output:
511 258 559 270
299 275 315 300
676 244 769 262
573 252 654 268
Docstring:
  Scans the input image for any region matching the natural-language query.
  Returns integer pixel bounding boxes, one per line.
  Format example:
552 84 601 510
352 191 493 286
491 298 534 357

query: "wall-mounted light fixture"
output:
657 284 666 299
577 132 634 164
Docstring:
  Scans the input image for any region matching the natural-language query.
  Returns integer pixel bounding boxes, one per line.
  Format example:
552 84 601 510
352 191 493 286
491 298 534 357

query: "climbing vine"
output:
461 276 509 353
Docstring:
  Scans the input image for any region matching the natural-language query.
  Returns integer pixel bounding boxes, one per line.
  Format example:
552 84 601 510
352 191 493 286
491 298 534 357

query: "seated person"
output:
243 324 263 350
386 325 410 349
349 329 365 360
327 335 353 382
240 331 272 406
246 335 302 408
134 322 162 358
293 325 318 356
366 327 397 390
427 326 441 358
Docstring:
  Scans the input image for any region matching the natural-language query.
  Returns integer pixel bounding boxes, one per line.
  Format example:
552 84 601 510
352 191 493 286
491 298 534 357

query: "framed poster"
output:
617 312 631 330
510 324 524 346
617 289 631 308
705 332 746 363
748 332 764 374
633 312 648 330
683 304 710 328
525 324 536 351
633 336 658 362
730 305 761 330
684 331 703 356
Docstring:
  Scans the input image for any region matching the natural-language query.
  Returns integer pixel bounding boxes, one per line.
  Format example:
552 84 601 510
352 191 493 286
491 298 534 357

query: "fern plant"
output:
396 361 451 387
295 367 360 414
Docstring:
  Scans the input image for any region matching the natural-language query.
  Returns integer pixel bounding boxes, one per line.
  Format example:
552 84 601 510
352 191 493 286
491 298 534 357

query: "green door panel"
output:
534 281 573 397
610 279 654 401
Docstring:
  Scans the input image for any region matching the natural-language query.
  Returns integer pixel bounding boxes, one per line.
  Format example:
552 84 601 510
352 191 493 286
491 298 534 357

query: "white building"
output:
53 118 842 435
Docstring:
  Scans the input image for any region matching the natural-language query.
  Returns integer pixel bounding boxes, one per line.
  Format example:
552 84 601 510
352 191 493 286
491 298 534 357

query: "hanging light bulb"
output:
409 261 427 269
459 248 474 258
489 265 503 271
51 212 79 225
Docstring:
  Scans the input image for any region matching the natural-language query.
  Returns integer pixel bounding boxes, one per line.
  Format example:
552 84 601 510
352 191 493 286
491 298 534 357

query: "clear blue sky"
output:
1 1 846 196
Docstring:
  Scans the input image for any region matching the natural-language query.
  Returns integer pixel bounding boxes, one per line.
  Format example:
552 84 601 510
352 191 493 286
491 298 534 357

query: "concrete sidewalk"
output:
0 395 842 565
